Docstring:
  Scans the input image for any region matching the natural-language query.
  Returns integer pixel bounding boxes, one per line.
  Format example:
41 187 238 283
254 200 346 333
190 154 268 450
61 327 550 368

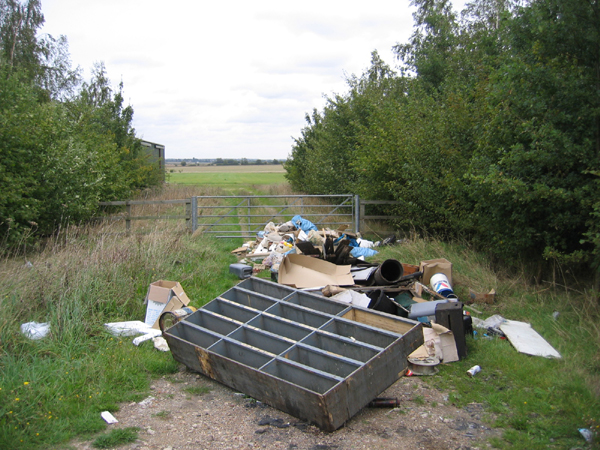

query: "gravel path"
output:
70 367 500 450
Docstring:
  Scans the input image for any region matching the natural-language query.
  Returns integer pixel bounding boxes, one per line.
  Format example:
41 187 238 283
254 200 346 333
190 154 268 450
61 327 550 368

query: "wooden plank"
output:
341 308 419 335
99 199 187 206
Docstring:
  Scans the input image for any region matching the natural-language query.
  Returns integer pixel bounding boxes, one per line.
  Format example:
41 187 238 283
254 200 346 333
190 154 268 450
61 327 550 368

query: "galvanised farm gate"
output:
98 194 400 237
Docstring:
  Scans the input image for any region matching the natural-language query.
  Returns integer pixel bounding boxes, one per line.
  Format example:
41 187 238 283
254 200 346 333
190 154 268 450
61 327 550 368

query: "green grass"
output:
168 172 286 189
152 410 171 419
1 186 599 449
182 385 212 396
374 240 600 449
0 221 245 449
91 427 140 449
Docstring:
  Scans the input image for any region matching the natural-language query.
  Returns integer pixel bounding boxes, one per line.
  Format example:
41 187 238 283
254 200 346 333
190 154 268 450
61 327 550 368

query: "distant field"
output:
166 164 287 187
166 164 286 174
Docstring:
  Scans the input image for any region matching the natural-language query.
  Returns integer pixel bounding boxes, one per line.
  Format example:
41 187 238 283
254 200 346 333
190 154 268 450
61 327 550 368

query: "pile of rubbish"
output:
230 215 393 275
226 215 562 366
20 215 563 366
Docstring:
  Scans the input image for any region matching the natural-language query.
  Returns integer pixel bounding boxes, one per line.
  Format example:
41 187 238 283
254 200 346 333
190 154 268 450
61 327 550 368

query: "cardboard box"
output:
419 258 452 285
278 254 355 289
409 323 459 362
144 280 191 329
468 288 496 304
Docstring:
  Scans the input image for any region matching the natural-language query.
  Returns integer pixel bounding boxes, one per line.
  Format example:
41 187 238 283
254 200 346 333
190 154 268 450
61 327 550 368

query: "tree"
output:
0 0 44 75
0 0 80 100
394 0 459 91
463 0 600 264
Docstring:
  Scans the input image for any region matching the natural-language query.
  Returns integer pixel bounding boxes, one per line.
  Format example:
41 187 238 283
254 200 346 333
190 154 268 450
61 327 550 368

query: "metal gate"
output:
189 194 357 239
97 195 402 237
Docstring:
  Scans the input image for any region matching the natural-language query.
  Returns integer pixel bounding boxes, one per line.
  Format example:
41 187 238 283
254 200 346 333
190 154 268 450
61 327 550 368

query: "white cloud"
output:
40 0 464 159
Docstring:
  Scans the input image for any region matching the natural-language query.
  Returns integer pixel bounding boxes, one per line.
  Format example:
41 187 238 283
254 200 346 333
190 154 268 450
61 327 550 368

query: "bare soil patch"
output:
70 366 500 450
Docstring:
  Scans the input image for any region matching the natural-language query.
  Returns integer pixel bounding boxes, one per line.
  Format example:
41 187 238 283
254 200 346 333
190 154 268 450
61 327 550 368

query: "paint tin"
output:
159 306 197 332
430 272 458 299
467 365 481 377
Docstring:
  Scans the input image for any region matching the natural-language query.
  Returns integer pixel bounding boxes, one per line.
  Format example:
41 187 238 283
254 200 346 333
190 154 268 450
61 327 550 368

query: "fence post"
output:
185 198 191 230
354 195 361 233
247 197 251 235
126 201 131 233
191 196 198 232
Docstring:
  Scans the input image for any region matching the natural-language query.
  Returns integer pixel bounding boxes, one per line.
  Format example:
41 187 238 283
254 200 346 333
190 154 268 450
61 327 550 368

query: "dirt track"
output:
71 366 500 450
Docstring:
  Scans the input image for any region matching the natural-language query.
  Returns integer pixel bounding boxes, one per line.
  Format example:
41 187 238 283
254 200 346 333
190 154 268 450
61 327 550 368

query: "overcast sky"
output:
41 1 465 160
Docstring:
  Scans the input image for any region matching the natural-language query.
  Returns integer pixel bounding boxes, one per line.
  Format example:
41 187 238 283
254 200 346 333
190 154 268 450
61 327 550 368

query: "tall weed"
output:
0 209 240 448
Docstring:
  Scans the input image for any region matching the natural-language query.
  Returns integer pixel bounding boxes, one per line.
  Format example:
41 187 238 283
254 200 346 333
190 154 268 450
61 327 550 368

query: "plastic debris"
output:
20 322 50 340
132 330 162 346
105 320 153 337
105 320 162 346
101 411 118 424
579 428 594 443
467 365 481 377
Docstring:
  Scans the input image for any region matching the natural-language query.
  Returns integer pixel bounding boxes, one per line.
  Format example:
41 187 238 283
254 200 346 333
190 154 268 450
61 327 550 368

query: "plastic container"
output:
467 365 481 377
367 290 398 315
430 272 458 299
230 263 253 279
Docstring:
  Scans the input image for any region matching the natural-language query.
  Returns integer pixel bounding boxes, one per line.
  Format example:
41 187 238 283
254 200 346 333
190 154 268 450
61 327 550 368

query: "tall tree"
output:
0 0 43 75
394 0 459 91
465 0 600 264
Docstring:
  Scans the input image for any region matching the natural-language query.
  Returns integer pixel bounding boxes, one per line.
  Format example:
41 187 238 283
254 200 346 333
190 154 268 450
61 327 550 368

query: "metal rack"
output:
163 278 423 431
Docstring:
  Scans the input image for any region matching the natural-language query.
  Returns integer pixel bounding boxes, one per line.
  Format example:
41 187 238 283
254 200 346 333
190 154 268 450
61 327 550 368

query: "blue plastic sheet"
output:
350 247 378 258
291 215 318 232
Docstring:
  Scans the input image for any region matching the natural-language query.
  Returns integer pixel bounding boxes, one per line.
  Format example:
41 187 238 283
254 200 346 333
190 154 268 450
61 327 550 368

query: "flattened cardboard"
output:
278 254 354 289
432 322 459 362
420 258 453 285
409 322 459 362
499 320 561 358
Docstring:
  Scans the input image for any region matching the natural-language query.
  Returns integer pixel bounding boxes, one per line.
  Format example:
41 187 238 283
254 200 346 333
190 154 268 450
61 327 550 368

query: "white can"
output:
467 365 481 377
430 272 456 298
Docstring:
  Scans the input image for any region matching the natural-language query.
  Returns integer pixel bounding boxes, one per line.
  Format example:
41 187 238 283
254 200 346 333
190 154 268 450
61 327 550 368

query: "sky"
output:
40 1 465 161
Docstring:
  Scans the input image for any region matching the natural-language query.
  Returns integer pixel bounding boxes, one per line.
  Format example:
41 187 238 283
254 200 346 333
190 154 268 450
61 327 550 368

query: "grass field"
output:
166 165 287 192
1 180 599 449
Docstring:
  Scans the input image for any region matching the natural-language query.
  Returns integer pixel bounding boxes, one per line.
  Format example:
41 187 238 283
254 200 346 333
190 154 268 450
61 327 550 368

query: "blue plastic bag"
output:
291 215 318 232
350 247 378 258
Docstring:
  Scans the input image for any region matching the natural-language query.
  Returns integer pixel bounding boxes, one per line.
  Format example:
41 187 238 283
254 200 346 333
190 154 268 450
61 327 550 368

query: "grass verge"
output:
91 427 140 449
0 219 244 449
0 194 598 449
375 240 600 449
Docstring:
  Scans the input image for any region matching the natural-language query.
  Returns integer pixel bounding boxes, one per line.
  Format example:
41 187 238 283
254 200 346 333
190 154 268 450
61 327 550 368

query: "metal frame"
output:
191 194 356 238
163 278 423 431
98 195 404 236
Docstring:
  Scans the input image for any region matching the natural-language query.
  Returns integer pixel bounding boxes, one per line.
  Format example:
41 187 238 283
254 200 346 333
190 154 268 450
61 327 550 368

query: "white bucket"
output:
430 272 456 299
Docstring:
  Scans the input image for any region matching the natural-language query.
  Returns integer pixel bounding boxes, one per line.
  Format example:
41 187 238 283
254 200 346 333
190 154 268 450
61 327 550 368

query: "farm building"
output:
141 140 166 181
